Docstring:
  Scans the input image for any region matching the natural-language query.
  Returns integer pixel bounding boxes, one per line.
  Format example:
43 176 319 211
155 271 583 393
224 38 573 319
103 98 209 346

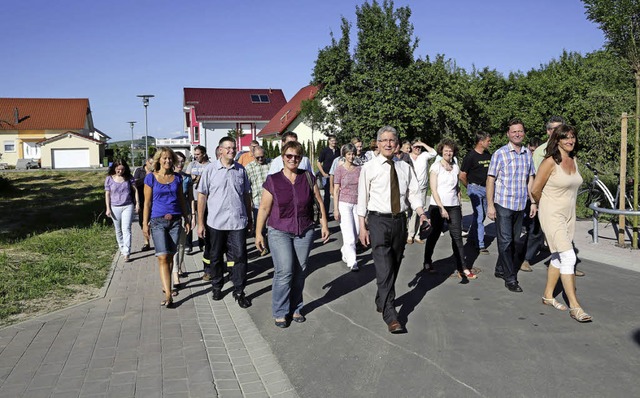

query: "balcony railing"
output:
155 138 190 146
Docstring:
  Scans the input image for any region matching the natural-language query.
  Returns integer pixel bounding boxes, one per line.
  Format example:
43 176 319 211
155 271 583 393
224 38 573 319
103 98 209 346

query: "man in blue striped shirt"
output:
486 118 536 293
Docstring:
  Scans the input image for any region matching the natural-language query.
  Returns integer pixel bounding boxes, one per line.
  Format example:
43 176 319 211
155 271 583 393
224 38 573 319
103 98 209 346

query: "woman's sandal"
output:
460 270 478 280
542 297 568 311
161 298 174 308
569 307 592 322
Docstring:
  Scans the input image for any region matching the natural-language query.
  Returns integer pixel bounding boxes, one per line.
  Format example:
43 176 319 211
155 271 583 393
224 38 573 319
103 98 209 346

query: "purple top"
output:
263 170 315 235
333 164 361 204
104 176 134 206
144 173 184 218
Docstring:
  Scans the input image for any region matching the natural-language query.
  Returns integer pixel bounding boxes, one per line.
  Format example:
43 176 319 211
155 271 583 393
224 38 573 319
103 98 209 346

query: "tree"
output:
583 0 640 246
300 97 330 165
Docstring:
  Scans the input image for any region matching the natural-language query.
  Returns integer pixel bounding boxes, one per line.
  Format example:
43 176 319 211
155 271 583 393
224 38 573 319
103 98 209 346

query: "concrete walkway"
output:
1 200 639 397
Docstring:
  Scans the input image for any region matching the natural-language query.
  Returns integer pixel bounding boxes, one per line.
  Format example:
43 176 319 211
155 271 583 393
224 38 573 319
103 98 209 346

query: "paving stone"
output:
162 378 189 393
53 376 85 392
80 379 109 395
108 371 136 385
106 382 135 398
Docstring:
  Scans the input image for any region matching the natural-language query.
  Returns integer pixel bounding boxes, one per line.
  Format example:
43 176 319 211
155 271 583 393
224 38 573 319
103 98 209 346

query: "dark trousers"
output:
368 213 407 324
207 226 247 294
495 204 524 284
522 202 544 262
423 205 467 273
323 179 332 218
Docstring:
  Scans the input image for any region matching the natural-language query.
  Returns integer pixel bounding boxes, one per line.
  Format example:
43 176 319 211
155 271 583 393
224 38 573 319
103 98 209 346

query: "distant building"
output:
155 135 191 158
0 98 108 168
183 88 286 152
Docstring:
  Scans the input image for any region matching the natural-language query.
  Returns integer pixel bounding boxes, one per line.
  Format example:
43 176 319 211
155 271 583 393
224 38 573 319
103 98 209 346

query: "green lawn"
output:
0 170 116 325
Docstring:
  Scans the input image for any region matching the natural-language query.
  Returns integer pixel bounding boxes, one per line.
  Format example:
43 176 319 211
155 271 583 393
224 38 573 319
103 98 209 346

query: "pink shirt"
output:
334 164 361 204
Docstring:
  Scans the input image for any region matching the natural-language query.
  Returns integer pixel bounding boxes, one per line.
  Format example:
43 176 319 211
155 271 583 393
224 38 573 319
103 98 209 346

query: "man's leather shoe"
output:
575 269 585 277
376 306 382 313
505 282 523 293
494 271 504 279
520 260 533 272
212 290 223 301
388 320 404 334
233 292 251 308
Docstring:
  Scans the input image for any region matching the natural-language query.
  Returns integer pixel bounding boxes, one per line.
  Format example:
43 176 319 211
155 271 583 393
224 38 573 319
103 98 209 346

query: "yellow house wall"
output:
40 135 103 168
1 129 77 166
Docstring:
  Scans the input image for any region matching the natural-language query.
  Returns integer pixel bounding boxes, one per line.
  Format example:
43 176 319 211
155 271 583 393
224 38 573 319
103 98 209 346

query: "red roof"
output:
183 88 287 122
0 98 90 130
257 85 319 138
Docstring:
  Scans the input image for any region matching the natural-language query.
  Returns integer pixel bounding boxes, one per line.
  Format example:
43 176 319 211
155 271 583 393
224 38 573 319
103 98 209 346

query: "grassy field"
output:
0 170 116 325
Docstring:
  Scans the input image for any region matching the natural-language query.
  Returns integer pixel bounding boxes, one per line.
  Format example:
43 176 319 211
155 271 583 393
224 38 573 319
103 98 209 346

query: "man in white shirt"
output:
407 138 437 243
357 126 427 334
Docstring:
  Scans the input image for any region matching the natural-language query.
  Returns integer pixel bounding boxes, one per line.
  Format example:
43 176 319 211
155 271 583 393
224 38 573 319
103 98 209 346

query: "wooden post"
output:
619 113 628 247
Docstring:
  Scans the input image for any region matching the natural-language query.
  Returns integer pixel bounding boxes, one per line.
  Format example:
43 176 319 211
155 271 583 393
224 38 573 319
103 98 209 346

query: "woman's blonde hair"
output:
152 147 178 172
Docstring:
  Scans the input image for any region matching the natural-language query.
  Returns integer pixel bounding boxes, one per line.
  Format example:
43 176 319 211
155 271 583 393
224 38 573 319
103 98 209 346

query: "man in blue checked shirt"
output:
486 118 537 293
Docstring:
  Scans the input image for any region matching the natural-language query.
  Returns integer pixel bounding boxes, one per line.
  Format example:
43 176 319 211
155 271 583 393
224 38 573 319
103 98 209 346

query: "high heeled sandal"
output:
542 297 568 311
569 307 592 322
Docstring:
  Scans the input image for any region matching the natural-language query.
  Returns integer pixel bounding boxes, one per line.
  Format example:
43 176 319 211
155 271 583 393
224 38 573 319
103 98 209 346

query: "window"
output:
4 141 15 152
250 94 270 103
193 126 200 143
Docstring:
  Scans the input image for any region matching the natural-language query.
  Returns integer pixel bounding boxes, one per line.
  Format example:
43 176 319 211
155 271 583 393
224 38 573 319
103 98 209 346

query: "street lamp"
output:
137 94 155 161
127 121 137 167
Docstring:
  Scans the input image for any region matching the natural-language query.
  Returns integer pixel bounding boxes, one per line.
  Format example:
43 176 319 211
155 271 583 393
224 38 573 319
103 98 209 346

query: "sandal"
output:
461 270 478 280
542 297 568 311
569 307 592 322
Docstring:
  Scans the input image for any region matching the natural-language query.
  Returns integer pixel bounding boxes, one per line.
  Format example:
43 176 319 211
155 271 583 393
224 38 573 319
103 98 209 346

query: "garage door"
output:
52 148 90 169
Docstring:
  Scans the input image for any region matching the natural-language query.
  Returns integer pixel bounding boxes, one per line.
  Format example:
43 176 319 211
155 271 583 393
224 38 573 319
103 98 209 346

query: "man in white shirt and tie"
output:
357 126 427 334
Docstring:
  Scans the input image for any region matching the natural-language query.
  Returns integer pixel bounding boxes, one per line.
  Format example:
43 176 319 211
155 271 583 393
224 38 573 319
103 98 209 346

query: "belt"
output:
368 211 406 219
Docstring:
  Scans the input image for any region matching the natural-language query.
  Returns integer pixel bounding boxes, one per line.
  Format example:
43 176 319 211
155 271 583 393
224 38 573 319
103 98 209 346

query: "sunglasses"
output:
284 154 302 161
255 156 265 160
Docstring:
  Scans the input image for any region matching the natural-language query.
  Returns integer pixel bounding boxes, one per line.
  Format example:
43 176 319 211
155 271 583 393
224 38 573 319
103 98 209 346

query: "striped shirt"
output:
487 142 535 211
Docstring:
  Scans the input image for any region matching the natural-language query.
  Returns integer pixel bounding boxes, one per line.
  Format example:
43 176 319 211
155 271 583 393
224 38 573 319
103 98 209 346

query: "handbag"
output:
304 171 321 224
419 218 432 241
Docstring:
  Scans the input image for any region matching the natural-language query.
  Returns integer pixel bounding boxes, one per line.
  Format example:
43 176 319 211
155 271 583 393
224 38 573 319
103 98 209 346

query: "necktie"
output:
387 159 400 214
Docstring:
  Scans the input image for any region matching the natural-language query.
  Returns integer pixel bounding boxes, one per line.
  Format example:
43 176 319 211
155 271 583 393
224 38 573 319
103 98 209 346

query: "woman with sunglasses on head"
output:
531 124 591 322
142 147 191 308
105 159 139 263
255 141 330 328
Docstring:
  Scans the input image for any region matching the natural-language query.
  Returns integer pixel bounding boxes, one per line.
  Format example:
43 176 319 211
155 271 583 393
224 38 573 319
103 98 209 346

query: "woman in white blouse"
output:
422 139 477 280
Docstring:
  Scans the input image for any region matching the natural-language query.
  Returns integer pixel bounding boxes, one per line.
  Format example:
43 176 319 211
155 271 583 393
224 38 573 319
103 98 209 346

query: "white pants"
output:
407 188 428 239
338 201 360 268
111 204 134 256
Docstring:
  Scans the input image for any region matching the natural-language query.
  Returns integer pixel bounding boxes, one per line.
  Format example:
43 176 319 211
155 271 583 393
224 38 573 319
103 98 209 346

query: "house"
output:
155 135 191 159
0 98 108 168
183 88 287 153
257 85 320 145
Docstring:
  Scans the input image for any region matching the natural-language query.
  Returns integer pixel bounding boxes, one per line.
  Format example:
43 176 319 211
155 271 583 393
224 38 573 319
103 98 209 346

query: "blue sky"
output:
2 0 604 142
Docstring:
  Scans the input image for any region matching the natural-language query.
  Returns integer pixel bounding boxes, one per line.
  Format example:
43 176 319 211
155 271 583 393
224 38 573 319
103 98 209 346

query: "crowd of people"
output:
104 117 592 333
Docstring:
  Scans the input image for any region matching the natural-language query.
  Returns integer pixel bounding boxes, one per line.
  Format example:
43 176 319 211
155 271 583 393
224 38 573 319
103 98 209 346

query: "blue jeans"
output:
268 226 314 319
110 203 134 256
494 204 524 284
149 216 182 256
522 202 544 262
467 184 487 249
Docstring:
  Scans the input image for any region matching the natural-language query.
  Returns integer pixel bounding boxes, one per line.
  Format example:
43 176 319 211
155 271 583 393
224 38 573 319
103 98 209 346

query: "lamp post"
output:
137 94 154 161
127 121 137 167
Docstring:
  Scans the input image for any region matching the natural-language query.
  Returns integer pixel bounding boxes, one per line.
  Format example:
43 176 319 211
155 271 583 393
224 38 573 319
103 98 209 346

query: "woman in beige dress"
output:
531 124 591 322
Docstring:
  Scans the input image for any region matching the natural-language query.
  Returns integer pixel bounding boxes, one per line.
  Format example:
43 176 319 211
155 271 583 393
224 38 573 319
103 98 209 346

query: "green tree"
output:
582 0 640 246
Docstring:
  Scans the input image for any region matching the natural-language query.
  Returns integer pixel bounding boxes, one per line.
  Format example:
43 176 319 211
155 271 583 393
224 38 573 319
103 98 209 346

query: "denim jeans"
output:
207 226 247 294
423 205 468 273
494 204 524 284
149 216 182 256
172 226 187 273
467 183 487 249
522 202 544 262
268 226 314 319
111 204 134 256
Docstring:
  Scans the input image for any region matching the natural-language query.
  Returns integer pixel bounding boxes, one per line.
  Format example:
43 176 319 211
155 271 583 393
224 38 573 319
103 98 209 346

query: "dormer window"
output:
251 94 270 103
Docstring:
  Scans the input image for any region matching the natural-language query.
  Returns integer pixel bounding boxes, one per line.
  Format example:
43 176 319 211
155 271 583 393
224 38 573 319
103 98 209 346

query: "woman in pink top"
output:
333 144 362 271
105 159 139 263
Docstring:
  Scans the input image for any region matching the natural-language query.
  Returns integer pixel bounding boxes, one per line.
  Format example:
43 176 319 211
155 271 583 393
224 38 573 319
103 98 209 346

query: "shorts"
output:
149 216 182 256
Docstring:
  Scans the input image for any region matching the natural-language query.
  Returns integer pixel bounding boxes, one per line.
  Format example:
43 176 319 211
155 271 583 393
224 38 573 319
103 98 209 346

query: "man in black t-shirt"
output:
460 131 492 254
317 134 339 219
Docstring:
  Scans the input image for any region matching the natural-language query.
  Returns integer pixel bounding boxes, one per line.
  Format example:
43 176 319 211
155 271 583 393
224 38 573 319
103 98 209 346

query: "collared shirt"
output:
532 141 548 171
410 149 437 189
267 155 313 175
186 160 210 198
238 151 255 167
357 154 423 217
487 142 535 211
197 159 251 230
245 158 271 208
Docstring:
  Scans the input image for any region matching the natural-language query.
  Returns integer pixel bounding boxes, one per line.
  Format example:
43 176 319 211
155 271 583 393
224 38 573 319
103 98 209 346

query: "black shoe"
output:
291 314 306 323
186 246 193 255
274 319 289 328
141 243 151 251
505 282 523 293
494 271 504 279
233 292 251 308
212 290 223 301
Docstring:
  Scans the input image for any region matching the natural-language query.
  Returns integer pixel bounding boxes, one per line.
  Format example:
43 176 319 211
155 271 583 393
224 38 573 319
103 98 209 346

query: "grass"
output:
0 170 116 324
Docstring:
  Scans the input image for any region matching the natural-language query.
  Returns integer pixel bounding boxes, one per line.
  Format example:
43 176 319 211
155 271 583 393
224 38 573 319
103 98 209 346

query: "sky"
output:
2 0 605 142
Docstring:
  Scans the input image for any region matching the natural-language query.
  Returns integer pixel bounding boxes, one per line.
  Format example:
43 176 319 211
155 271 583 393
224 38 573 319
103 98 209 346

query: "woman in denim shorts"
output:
142 147 191 308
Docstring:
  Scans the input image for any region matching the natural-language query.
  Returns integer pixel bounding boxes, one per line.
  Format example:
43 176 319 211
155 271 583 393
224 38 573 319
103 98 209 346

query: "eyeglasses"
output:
284 154 302 161
378 139 397 144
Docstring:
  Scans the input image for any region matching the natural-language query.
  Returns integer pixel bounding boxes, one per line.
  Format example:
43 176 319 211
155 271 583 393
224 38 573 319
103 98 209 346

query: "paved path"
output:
1 201 638 397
